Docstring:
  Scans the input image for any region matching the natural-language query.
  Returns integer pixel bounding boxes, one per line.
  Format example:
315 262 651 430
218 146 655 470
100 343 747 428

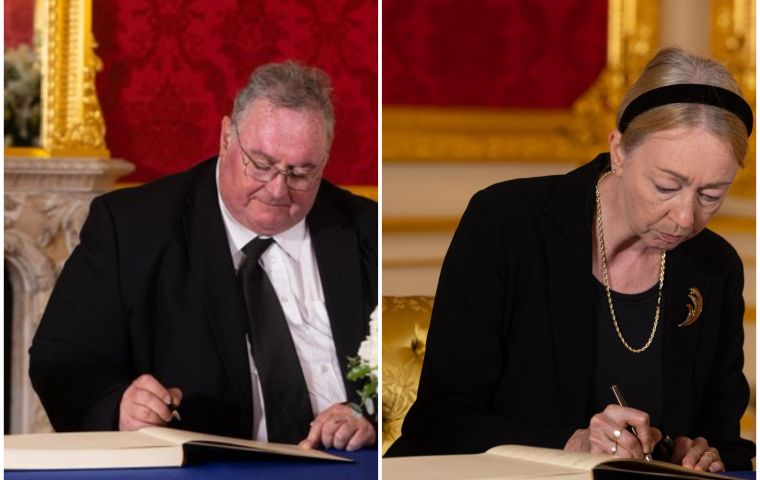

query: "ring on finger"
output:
612 429 621 439
703 451 719 461
611 441 618 455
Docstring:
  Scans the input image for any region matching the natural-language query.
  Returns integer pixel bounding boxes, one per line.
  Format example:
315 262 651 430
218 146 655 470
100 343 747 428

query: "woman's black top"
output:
592 277 663 429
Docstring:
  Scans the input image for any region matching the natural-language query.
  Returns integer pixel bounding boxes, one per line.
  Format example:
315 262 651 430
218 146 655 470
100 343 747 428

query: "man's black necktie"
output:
238 237 313 443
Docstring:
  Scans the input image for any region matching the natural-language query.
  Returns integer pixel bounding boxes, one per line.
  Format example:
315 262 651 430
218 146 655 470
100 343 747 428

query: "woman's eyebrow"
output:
655 167 732 189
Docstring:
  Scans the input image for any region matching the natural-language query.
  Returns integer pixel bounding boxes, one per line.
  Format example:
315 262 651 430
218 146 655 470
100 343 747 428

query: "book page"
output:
486 445 611 471
141 427 350 462
596 460 738 479
487 446 734 480
5 430 172 450
5 431 181 470
383 452 590 480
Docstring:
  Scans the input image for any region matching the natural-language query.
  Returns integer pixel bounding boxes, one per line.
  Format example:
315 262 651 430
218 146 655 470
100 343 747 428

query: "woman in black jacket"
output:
387 47 755 472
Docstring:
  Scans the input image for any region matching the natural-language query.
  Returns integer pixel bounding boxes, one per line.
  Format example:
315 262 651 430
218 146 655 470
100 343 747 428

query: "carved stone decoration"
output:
37 196 92 270
4 156 133 434
5 230 57 433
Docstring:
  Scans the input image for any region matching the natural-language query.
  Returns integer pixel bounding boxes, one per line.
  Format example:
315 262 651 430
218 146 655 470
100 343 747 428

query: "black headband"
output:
618 83 753 136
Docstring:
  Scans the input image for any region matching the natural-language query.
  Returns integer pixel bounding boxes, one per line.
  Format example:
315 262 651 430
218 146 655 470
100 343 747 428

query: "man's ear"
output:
608 129 625 175
219 116 232 157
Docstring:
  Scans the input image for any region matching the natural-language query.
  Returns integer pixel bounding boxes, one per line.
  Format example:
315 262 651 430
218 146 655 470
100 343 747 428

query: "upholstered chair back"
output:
381 296 433 454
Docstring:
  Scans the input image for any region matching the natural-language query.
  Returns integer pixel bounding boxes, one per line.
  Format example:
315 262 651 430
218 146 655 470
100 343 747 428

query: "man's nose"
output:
266 171 289 198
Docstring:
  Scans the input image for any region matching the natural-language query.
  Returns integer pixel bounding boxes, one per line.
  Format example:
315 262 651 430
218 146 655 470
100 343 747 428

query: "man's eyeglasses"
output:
232 124 323 191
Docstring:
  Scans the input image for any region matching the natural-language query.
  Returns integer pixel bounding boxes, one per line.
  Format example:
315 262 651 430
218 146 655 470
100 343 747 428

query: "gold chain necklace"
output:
595 171 666 353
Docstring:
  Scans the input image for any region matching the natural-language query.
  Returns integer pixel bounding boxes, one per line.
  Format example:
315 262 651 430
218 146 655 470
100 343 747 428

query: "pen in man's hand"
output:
167 402 181 422
610 384 652 462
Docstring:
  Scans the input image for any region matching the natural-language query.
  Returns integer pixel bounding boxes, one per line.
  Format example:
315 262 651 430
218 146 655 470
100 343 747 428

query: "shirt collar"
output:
215 160 306 262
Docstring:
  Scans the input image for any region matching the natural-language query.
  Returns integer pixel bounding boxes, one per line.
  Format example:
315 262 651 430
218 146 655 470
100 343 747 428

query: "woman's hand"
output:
670 436 724 472
564 404 661 459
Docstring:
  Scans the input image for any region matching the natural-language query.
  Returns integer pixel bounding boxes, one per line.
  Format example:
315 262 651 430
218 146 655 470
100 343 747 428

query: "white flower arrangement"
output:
347 306 378 415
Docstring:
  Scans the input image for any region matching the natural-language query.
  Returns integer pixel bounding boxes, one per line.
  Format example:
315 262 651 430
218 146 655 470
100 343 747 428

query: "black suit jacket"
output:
386 154 754 470
30 157 377 439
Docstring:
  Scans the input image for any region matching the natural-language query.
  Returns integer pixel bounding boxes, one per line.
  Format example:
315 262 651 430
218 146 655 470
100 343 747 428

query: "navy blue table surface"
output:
5 447 377 480
728 473 756 480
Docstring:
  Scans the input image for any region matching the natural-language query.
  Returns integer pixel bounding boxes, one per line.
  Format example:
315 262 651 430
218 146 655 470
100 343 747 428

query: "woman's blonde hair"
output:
616 47 749 166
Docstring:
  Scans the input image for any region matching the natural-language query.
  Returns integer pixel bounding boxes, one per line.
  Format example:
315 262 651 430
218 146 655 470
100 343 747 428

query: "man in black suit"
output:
29 61 377 451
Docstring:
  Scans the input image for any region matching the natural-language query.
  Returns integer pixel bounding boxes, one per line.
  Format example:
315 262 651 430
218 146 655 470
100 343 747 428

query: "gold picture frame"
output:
5 0 109 158
711 0 755 198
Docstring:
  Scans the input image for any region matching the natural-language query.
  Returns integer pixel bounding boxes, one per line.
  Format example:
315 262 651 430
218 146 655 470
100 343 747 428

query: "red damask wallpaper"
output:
383 0 607 108
4 0 34 48
93 0 377 184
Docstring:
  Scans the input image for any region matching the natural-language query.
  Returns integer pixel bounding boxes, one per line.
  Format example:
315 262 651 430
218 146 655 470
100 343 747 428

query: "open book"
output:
5 426 350 470
383 444 740 480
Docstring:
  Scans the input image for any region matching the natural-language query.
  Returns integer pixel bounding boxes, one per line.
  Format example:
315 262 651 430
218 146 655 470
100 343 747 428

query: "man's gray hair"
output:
231 60 335 145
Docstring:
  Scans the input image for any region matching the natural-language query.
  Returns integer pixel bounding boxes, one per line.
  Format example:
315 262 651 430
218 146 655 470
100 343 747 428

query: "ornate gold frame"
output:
383 0 659 165
5 0 109 158
710 0 755 198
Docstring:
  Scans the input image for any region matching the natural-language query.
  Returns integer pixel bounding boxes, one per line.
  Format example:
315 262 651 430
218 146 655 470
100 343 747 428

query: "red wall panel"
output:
93 0 377 184
4 0 34 48
383 0 607 108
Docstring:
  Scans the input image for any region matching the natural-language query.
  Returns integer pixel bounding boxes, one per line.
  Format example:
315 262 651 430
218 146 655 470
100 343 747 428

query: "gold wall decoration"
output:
6 0 109 158
383 0 659 164
710 0 755 198
569 0 659 152
344 185 378 201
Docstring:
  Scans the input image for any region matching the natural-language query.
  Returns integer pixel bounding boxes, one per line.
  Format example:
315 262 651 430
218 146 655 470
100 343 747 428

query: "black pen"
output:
658 434 675 460
611 384 652 462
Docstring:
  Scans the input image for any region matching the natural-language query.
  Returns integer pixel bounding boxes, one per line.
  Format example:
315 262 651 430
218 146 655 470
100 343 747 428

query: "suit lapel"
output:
543 156 605 425
660 245 712 436
308 184 366 390
181 159 253 435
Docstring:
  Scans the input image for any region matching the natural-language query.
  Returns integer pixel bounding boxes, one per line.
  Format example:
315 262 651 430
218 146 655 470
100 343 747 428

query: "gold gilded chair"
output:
381 295 433 454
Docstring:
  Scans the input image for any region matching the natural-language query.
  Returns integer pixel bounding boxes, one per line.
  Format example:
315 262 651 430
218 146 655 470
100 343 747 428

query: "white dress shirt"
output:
216 168 347 441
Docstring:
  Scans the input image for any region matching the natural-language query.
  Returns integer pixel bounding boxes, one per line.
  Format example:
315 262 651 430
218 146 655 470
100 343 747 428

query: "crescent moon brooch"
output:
678 287 703 327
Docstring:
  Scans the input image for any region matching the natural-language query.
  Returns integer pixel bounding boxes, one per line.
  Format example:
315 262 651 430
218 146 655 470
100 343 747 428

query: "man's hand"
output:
119 374 182 431
298 404 375 451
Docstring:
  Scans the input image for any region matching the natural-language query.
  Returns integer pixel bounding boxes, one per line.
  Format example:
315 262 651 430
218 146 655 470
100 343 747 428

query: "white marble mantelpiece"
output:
5 156 134 433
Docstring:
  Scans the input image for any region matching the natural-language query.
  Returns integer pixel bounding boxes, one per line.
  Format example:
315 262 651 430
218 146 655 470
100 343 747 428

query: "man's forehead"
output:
235 105 329 157
238 99 326 130
232 107 328 165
